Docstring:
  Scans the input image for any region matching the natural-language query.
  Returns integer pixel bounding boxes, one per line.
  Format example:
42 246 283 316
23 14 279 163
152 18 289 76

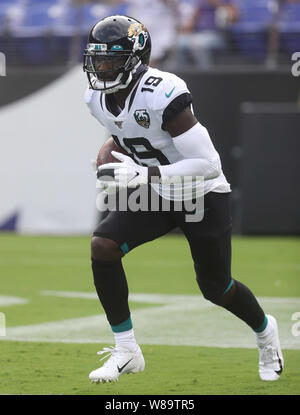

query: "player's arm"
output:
97 105 222 189
97 105 222 188
153 105 222 182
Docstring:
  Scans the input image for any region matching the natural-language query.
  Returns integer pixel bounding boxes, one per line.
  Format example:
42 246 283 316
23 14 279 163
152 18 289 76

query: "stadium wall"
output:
238 103 300 235
0 65 107 234
177 68 300 234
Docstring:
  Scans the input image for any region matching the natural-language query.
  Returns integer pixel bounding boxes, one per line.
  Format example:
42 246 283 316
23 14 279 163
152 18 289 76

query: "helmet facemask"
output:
84 46 141 94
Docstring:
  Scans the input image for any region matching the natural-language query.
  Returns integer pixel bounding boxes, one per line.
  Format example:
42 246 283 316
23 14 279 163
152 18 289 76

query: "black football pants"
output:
92 188 265 330
94 189 232 299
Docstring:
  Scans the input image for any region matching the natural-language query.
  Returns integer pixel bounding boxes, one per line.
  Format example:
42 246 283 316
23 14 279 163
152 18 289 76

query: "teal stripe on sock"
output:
120 242 129 254
223 279 233 294
111 316 133 333
253 315 268 333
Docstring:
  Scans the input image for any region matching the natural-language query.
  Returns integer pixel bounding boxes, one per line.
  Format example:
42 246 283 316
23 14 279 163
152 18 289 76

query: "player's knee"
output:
196 276 235 306
194 263 218 301
91 236 123 261
197 278 221 303
195 262 232 305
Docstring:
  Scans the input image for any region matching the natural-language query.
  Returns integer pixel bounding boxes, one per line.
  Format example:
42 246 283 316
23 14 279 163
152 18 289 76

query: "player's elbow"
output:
206 157 222 180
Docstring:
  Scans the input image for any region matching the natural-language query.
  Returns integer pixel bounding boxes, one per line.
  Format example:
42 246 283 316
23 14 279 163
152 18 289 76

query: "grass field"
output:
0 233 299 395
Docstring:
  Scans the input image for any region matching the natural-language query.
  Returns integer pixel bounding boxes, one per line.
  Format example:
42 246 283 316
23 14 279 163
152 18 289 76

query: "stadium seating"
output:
12 2 61 64
0 1 24 30
278 2 300 56
230 0 274 60
0 0 130 64
0 0 299 65
0 1 25 63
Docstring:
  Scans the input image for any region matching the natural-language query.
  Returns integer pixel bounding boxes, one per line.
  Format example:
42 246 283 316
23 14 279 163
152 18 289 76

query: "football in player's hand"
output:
96 137 131 181
96 137 130 168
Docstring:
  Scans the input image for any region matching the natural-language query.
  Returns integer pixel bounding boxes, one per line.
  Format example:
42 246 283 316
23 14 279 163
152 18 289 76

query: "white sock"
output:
256 318 275 346
114 329 139 352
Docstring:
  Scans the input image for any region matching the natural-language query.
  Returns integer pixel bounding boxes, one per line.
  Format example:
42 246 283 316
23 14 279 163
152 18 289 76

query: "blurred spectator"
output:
176 0 239 68
125 0 180 66
2 0 299 67
279 0 300 3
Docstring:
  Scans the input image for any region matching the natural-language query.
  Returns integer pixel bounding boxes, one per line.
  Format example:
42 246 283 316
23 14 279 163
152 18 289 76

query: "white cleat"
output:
89 345 145 383
257 315 284 381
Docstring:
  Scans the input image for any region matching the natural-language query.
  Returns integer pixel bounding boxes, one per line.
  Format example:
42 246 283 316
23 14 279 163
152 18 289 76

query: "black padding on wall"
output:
239 103 300 234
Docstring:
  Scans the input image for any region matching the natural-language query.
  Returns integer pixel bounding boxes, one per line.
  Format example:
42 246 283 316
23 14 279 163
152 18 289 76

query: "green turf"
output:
0 234 299 395
0 341 299 395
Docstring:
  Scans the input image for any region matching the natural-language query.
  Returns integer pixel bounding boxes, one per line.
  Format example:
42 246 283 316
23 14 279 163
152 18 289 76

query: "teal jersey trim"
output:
120 242 129 254
223 279 233 294
253 315 268 333
111 316 133 333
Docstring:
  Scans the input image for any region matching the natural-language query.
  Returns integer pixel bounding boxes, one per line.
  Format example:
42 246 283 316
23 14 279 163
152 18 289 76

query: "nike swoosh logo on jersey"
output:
165 86 175 98
117 358 133 373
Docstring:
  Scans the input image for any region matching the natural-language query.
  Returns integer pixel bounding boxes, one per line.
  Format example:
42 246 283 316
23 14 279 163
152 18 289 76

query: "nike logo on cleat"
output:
117 358 133 373
275 352 283 375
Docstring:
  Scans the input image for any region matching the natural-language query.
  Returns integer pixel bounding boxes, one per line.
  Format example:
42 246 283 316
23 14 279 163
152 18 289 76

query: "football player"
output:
83 15 283 383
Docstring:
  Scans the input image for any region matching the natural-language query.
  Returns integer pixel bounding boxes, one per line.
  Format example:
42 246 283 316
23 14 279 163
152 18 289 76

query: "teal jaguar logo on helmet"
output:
138 34 144 47
128 22 148 51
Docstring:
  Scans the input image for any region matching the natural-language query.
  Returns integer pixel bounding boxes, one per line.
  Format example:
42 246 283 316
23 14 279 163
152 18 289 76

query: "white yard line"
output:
0 296 29 306
1 292 299 349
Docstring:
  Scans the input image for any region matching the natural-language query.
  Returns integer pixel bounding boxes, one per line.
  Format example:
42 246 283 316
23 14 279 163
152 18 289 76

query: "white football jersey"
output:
85 67 231 199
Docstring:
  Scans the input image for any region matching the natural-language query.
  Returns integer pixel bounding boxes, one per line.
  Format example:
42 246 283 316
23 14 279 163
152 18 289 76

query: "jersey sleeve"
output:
84 86 94 113
145 72 192 129
84 86 105 126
